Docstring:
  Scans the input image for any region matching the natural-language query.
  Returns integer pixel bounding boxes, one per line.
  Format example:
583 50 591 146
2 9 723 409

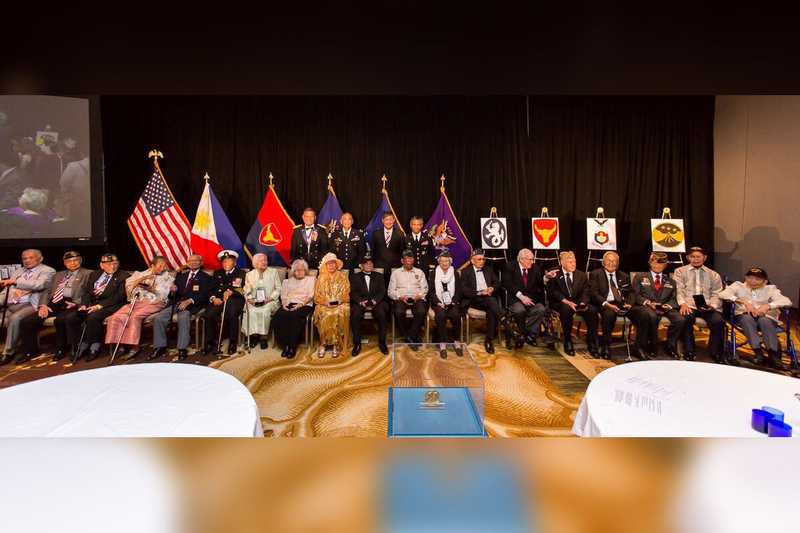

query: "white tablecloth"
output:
573 361 800 437
0 363 263 437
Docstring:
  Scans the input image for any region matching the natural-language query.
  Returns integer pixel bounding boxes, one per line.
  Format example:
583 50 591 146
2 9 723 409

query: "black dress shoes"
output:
439 348 448 359
514 338 525 350
259 338 269 350
52 348 67 361
248 335 259 349
588 344 599 358
526 335 538 347
352 342 362 357
563 340 575 356
148 347 167 361
726 357 740 366
484 340 495 354
684 352 696 361
14 352 34 365
85 348 101 362
280 345 289 358
667 348 680 360
177 349 189 361
752 349 766 366
599 344 609 360
454 344 464 357
226 343 238 356
286 346 296 359
378 341 389 355
73 344 89 363
204 344 218 356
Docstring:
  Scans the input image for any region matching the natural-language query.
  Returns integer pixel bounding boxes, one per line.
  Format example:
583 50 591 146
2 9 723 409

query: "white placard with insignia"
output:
531 217 560 250
586 218 617 250
650 218 686 252
480 217 508 249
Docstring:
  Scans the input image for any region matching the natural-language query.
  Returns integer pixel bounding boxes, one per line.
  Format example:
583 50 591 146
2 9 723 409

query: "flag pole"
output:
203 172 210 183
327 173 334 193
440 174 446 193
268 172 274 188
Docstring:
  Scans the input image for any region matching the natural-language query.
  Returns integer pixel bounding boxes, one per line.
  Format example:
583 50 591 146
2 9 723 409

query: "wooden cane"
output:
109 293 139 365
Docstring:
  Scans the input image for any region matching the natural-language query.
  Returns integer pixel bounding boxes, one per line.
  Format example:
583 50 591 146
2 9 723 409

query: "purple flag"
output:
424 189 472 268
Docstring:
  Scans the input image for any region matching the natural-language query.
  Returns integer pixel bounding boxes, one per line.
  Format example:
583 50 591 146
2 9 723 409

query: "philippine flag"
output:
191 181 244 270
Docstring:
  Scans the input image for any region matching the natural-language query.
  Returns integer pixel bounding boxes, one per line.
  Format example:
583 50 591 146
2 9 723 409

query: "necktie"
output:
654 273 663 292
51 273 71 303
94 273 110 296
385 231 391 247
565 272 573 297
522 268 528 286
694 268 702 294
185 270 195 289
609 274 621 302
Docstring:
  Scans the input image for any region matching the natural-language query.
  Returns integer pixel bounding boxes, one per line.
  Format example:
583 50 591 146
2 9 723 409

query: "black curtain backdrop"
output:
1 96 715 272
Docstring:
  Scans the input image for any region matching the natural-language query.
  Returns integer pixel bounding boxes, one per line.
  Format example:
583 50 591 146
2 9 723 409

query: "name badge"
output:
442 292 453 305
192 285 200 292
255 288 266 302
233 278 242 288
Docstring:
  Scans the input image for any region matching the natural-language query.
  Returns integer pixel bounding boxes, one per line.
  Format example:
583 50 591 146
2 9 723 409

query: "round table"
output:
573 361 800 437
0 363 263 437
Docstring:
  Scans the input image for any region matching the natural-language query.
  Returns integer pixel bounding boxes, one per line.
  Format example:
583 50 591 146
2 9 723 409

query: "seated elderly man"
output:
546 251 599 357
719 267 792 370
502 248 546 349
0 249 56 365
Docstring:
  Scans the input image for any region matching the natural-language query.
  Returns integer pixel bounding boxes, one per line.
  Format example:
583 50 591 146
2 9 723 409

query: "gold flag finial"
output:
203 172 210 183
490 206 498 217
440 174 446 192
662 207 671 219
596 206 604 218
381 174 388 193
327 173 334 191
268 172 274 187
148 149 163 160
541 207 549 217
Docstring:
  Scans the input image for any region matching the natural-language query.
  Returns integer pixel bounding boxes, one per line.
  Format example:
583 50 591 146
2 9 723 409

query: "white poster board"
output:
480 217 508 249
531 217 560 250
650 218 686 252
586 218 617 250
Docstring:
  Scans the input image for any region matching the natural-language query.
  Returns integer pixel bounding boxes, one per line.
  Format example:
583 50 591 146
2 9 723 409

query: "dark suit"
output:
330 227 366 271
460 264 501 341
428 269 464 343
152 269 213 350
502 262 546 337
349 270 389 344
371 226 405 272
629 271 685 353
73 269 131 347
405 232 435 273
546 269 599 346
18 267 93 354
204 268 246 349
290 224 329 268
589 268 634 347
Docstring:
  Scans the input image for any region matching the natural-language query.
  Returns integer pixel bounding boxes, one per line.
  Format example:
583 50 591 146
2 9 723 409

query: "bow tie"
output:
363 273 371 276
475 269 483 272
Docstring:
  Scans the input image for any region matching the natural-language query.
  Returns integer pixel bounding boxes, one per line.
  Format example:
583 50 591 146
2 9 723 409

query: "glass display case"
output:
388 343 486 438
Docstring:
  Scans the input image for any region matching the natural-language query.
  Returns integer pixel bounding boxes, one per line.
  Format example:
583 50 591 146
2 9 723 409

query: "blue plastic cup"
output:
751 409 774 434
767 420 793 438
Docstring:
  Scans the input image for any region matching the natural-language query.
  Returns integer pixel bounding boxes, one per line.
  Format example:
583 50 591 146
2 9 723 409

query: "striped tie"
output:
94 273 110 296
51 273 71 304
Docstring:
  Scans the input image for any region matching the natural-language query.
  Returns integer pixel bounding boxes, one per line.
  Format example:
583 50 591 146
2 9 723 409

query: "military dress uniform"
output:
629 270 685 358
330 227 366 271
290 224 329 268
404 232 435 273
204 251 246 355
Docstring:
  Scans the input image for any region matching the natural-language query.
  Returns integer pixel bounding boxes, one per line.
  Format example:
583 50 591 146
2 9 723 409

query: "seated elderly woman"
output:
242 253 282 350
272 259 316 359
427 249 464 359
106 255 174 361
313 252 351 358
719 267 792 370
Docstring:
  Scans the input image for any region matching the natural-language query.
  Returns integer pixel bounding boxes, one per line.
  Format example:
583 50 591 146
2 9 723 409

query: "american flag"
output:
127 162 192 270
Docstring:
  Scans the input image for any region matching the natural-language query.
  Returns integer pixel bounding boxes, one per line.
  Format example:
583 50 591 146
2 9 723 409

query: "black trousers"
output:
273 305 313 348
628 306 685 352
463 296 501 341
684 308 725 358
392 300 427 342
204 296 245 347
350 300 389 343
599 306 623 346
552 302 599 346
78 306 121 346
18 303 74 354
432 304 462 343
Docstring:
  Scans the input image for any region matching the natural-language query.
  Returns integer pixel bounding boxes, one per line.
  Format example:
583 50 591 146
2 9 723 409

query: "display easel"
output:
532 207 561 267
656 207 685 266
585 206 612 272
483 207 508 275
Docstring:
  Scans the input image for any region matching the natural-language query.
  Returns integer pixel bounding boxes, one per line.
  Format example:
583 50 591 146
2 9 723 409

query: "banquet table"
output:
0 363 263 437
573 361 800 437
